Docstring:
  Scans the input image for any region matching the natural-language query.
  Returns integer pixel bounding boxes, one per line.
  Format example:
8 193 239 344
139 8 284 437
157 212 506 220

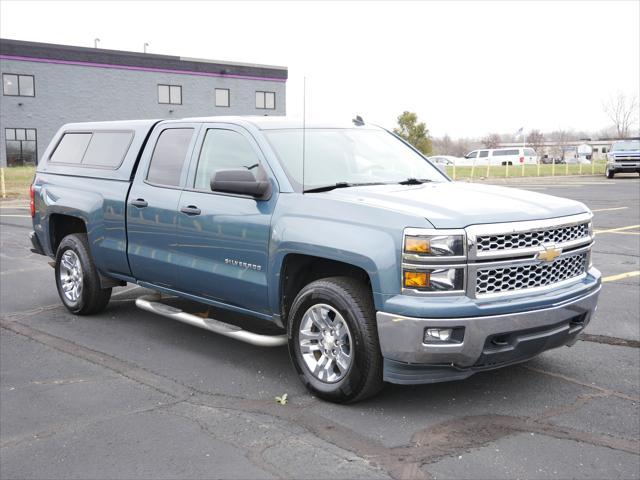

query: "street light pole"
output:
94 38 100 48
144 42 149 53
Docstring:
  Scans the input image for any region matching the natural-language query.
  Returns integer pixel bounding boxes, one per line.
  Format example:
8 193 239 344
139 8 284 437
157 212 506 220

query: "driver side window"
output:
194 129 260 190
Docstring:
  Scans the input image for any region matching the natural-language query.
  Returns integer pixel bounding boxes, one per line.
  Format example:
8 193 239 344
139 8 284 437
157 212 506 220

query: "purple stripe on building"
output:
0 55 287 83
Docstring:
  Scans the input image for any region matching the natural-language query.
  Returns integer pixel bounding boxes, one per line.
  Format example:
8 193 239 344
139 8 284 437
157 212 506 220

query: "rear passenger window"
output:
50 133 92 164
194 129 260 190
83 132 133 167
146 128 194 187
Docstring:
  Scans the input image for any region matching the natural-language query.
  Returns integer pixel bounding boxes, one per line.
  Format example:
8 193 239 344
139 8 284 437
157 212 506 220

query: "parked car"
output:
464 147 538 166
605 139 640 178
540 155 565 165
428 155 455 166
30 117 601 403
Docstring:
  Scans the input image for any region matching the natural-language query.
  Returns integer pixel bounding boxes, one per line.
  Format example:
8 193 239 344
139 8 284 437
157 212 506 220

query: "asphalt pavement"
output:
1 174 638 480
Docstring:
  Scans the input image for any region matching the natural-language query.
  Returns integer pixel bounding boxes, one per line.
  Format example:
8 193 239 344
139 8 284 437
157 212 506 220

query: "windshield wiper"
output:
304 181 386 193
304 182 351 193
397 178 433 185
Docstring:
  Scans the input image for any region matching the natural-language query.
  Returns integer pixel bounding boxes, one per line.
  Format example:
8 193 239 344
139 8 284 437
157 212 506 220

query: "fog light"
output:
425 328 453 342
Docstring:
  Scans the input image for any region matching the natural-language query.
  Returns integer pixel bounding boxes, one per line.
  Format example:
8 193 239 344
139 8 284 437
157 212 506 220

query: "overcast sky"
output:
1 0 638 137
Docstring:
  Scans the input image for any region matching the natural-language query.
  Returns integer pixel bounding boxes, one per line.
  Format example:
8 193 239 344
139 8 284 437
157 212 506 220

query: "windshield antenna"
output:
302 76 307 194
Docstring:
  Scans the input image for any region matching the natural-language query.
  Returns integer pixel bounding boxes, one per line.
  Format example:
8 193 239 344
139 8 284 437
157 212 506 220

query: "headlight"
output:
403 267 465 292
404 234 465 256
402 228 467 294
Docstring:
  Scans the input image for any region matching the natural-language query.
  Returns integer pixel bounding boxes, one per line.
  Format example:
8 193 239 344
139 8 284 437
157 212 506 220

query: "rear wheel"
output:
55 233 111 315
287 276 383 403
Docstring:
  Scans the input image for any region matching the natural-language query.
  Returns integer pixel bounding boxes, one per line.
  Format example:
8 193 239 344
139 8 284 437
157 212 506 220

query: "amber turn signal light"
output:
404 271 430 288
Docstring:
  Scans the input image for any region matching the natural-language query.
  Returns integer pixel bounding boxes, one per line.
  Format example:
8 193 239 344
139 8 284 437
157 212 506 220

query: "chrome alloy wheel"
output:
298 304 353 383
59 250 83 303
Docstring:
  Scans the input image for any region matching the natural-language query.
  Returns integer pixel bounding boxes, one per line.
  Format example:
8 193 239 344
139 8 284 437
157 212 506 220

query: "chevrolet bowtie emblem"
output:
536 244 562 263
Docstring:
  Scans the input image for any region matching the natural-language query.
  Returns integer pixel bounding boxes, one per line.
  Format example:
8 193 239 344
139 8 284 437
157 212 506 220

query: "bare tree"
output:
451 138 473 157
526 129 545 154
548 130 571 160
432 134 453 155
602 93 639 138
482 133 501 149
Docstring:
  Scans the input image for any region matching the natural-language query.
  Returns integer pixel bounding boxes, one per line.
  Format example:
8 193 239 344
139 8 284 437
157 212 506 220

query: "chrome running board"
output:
135 294 287 347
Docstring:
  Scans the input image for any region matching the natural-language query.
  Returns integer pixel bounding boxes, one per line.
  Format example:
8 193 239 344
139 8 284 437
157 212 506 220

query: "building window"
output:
158 84 182 104
3 74 35 97
5 128 37 166
215 88 230 107
256 91 275 110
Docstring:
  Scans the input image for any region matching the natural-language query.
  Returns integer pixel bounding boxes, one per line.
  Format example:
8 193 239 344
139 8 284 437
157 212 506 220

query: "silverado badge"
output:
536 244 562 263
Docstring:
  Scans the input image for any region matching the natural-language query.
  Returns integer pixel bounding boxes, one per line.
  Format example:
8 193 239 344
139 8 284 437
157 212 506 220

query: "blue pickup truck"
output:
30 116 601 402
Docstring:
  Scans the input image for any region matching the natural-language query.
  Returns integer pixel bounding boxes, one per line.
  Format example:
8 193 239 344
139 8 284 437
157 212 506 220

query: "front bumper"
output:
377 282 600 385
609 161 640 171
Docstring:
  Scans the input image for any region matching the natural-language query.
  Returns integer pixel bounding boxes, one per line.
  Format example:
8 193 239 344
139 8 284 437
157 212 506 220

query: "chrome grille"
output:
476 253 587 295
476 222 589 252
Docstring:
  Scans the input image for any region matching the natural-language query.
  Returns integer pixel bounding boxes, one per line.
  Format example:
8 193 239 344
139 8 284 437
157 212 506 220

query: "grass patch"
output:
1 165 35 200
445 161 607 180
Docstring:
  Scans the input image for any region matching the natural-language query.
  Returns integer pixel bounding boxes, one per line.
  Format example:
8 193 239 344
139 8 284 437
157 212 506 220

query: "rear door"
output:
174 123 277 314
127 124 199 288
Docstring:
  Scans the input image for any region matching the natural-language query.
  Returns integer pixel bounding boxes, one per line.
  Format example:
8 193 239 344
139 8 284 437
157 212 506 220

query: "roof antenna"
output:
352 115 364 126
302 76 307 193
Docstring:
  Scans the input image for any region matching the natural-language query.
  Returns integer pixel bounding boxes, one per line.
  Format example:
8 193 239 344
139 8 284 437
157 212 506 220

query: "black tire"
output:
55 233 111 315
287 276 383 403
606 167 614 179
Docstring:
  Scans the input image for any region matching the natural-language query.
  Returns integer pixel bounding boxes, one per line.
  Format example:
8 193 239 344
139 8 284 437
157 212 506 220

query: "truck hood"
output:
325 182 588 228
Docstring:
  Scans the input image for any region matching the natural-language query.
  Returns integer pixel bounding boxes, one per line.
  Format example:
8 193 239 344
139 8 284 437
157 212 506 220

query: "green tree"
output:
393 111 433 155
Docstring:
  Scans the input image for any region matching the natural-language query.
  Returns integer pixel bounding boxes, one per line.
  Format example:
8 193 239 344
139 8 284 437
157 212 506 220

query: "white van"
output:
464 147 538 166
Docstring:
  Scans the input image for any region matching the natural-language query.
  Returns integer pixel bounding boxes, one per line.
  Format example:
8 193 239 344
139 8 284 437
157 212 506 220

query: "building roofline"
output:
0 38 287 81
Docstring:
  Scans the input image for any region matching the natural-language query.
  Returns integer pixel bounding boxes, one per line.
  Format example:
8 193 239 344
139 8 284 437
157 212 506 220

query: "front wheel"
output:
287 277 383 403
55 233 112 315
605 166 615 178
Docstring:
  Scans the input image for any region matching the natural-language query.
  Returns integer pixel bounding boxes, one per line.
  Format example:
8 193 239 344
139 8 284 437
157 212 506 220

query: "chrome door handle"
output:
180 205 201 216
131 198 148 208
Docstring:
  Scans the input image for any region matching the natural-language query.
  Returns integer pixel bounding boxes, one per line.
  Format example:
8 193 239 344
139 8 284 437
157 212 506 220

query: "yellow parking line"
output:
594 225 640 235
602 271 640 283
592 207 628 213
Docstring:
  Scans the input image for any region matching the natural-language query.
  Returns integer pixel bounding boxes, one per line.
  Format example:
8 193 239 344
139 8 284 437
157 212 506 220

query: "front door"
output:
127 125 198 288
175 125 277 315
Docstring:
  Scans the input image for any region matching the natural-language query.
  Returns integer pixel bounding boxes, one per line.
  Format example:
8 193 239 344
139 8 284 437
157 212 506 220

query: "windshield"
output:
611 140 640 152
263 128 447 191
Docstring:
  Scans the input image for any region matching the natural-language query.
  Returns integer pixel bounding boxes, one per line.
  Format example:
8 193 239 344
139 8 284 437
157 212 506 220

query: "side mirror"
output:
210 169 271 198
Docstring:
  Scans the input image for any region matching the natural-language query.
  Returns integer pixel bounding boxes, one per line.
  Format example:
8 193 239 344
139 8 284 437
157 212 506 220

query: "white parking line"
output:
594 225 640 235
0 214 30 218
592 207 629 213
